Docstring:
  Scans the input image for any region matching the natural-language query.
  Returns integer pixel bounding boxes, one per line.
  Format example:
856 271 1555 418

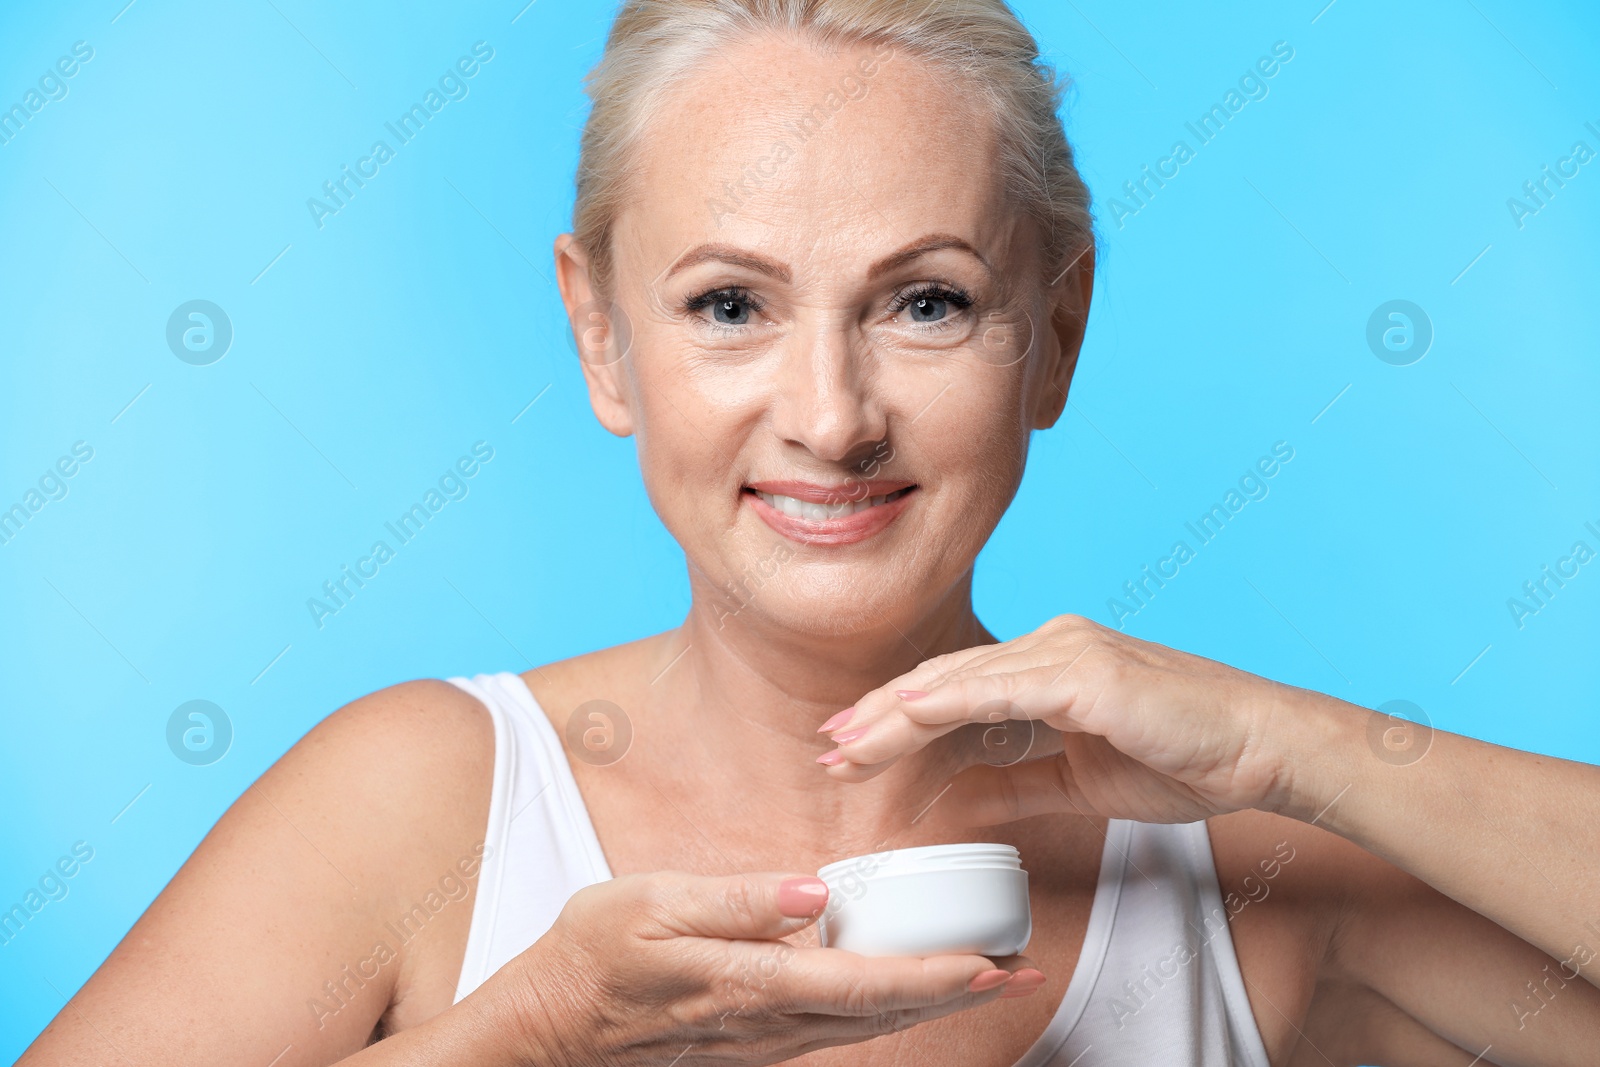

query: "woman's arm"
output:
1284 692 1599 985
817 614 1600 987
18 679 506 1066
1214 808 1600 1066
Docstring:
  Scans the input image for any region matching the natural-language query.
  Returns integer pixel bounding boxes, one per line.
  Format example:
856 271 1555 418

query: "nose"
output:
768 316 887 466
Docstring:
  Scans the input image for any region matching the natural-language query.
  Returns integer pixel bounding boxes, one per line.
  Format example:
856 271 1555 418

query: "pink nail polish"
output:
999 971 1046 998
830 727 869 744
817 707 855 733
777 876 829 917
816 750 845 766
968 969 1013 992
896 689 929 701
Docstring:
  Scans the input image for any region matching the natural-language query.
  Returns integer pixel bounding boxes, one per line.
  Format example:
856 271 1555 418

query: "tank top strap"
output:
1021 819 1270 1066
445 671 612 1003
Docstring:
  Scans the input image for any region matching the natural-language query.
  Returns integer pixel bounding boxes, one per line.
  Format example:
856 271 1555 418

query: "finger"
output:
777 948 1027 1018
978 952 1038 973
644 871 831 941
954 717 1063 771
781 962 1048 1046
826 668 1071 772
937 755 1094 827
776 973 1039 1056
898 665 1084 727
819 679 1067 785
827 643 1018 733
819 703 965 780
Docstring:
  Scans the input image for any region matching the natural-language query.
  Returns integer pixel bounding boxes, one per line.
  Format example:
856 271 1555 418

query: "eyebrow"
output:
866 233 992 280
661 233 990 285
663 244 791 283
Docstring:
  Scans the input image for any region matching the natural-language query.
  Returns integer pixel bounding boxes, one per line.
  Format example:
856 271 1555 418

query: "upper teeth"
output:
755 488 905 521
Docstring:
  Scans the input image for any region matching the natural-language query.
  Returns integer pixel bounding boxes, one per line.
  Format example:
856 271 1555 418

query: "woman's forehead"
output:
616 33 1025 285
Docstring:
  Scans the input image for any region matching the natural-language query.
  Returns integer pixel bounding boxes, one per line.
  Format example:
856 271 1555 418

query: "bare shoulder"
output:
280 676 495 821
20 676 498 1065
223 676 498 892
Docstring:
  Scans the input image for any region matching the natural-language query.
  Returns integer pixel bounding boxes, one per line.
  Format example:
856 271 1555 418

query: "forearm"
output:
1283 691 1600 977
333 986 545 1067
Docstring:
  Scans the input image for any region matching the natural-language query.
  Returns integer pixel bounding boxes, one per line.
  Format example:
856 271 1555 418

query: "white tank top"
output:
447 671 1271 1067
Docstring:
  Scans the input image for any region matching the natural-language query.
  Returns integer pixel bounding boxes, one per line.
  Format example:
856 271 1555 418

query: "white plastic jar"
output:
815 843 1031 957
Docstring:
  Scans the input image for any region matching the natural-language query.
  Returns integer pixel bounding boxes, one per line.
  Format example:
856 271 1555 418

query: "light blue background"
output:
1 0 1596 1059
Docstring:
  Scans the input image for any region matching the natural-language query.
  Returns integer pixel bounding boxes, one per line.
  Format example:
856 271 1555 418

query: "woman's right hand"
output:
474 870 1043 1067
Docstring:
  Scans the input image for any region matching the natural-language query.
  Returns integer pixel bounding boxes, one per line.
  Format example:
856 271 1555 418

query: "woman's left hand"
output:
817 614 1338 826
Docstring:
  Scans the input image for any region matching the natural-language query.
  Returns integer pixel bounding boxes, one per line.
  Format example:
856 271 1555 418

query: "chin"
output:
716 562 947 640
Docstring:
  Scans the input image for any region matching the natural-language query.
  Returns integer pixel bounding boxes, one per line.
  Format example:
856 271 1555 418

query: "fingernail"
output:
816 750 845 766
830 727 869 744
896 689 929 701
967 969 1012 993
817 708 855 733
777 876 828 917
999 971 1046 998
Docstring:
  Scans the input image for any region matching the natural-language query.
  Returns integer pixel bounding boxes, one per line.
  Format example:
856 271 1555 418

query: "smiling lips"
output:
743 479 916 546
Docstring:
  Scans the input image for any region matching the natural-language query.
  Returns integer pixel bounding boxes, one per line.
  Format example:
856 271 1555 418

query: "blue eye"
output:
685 286 761 327
892 284 972 324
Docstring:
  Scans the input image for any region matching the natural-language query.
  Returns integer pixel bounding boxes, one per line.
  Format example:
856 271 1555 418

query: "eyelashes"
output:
679 283 975 323
681 285 764 317
886 283 973 316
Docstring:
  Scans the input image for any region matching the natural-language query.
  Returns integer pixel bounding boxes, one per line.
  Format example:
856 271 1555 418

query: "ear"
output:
1030 245 1095 430
554 233 635 438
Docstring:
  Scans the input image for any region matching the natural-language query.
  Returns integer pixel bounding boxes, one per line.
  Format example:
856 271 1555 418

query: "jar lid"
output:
818 842 1021 881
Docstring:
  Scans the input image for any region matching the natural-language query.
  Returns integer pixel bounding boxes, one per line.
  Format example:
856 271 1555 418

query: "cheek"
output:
626 345 748 517
929 363 1032 481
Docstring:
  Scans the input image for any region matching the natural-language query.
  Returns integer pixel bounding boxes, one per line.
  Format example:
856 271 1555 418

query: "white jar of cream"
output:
815 843 1031 957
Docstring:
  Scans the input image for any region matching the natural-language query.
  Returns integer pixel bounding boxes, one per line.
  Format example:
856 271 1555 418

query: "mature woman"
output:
23 1 1600 1064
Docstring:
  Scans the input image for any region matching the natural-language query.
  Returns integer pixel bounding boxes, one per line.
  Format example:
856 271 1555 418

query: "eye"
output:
684 286 762 327
889 284 973 326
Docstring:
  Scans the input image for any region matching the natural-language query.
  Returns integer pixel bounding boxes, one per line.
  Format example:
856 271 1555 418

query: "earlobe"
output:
1030 329 1075 430
553 234 635 438
1031 253 1094 430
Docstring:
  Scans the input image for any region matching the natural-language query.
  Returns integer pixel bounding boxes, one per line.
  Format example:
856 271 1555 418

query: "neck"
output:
639 570 998 859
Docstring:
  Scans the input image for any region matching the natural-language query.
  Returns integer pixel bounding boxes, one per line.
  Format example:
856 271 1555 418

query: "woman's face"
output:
559 33 1089 638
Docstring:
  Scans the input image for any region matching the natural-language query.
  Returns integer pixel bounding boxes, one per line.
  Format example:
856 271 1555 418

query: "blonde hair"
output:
572 0 1096 297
